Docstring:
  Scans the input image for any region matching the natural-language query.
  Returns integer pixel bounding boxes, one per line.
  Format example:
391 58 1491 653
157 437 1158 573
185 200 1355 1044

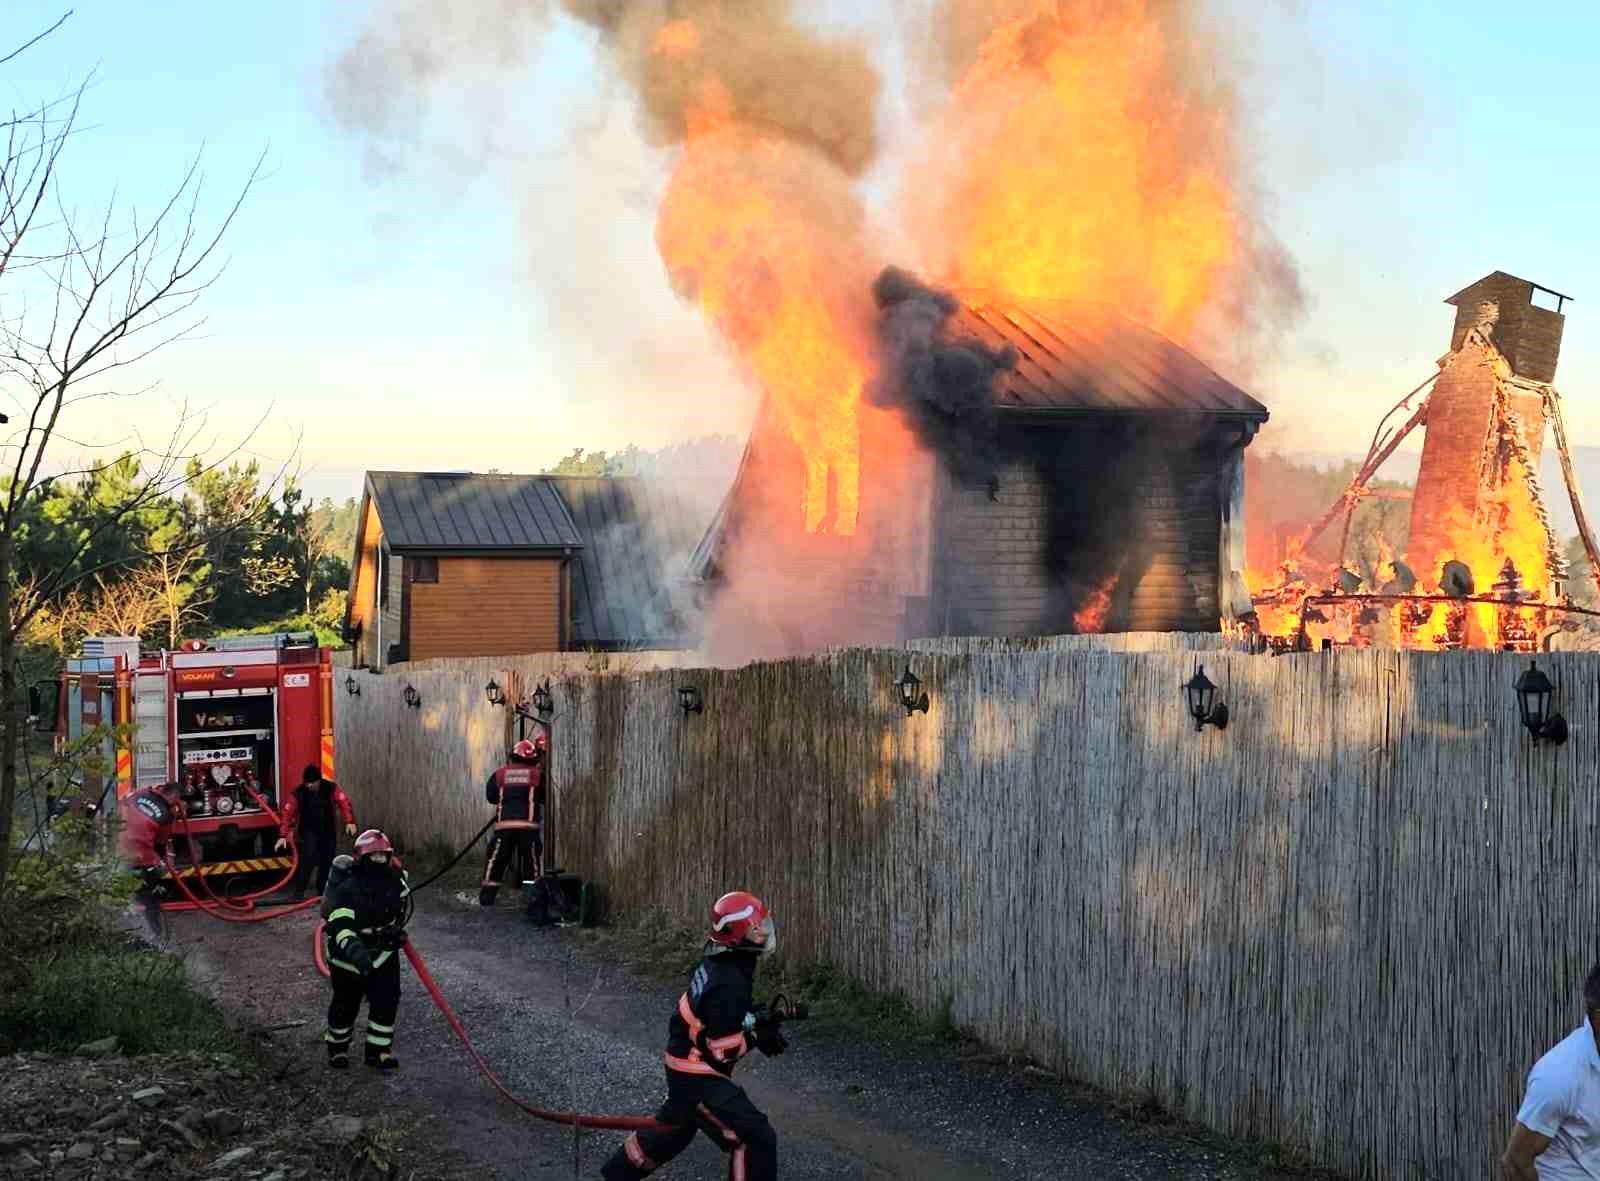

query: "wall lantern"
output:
894 667 930 716
484 678 506 707
531 679 554 719
1513 659 1568 744
1182 665 1229 732
402 683 422 710
677 685 704 717
344 675 360 698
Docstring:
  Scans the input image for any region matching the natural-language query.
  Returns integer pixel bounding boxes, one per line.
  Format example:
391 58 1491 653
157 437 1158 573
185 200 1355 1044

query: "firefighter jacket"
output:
484 761 543 833
280 778 355 838
117 788 197 870
663 948 759 1079
323 859 411 975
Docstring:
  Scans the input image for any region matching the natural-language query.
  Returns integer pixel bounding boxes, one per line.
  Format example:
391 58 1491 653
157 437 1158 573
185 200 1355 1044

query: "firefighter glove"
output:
344 940 374 976
274 837 289 852
376 927 408 949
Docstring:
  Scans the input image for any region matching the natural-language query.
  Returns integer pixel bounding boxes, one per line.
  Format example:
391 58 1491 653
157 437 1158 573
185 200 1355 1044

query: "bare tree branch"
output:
0 12 73 69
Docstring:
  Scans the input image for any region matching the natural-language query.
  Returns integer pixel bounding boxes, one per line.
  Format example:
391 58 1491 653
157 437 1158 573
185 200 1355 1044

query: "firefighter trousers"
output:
325 955 400 1060
479 828 540 906
600 1071 777 1181
291 826 337 898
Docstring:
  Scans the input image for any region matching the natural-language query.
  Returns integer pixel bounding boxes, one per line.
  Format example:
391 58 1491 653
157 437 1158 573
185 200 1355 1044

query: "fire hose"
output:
311 921 670 1131
405 818 494 894
159 791 308 919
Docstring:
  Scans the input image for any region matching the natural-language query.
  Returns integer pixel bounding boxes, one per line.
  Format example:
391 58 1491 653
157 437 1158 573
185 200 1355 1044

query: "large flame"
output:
906 0 1246 344
651 37 873 536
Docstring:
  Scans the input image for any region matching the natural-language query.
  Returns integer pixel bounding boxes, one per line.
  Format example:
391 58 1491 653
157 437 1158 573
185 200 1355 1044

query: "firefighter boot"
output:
364 1045 399 1071
326 1038 350 1070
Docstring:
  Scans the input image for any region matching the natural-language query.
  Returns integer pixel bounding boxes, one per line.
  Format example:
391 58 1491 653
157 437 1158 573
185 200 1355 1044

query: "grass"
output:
0 934 244 1057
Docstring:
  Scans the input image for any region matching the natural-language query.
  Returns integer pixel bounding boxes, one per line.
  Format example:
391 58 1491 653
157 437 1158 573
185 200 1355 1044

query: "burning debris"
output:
867 267 1016 493
1245 271 1600 654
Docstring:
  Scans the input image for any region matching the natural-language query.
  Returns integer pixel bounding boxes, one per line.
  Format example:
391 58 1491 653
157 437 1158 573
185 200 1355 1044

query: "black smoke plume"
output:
868 267 1017 492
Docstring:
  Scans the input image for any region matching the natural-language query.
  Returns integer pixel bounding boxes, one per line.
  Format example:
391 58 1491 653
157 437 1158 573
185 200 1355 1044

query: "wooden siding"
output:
405 557 563 661
932 424 1221 636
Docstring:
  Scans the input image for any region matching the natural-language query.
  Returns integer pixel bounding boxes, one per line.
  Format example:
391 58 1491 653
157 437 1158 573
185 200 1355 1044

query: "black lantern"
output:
485 678 506 707
532 679 554 719
1513 659 1568 744
344 674 360 698
894 667 930 716
677 685 703 717
402 683 422 710
1182 665 1228 732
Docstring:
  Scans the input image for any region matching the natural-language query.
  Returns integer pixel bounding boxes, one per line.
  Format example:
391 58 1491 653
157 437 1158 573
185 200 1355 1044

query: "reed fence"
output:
335 636 1599 1179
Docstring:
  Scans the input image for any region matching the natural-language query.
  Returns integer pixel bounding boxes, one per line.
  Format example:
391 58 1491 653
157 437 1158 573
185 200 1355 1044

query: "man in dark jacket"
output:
322 828 410 1070
117 780 199 933
601 891 784 1181
479 735 545 907
277 764 357 900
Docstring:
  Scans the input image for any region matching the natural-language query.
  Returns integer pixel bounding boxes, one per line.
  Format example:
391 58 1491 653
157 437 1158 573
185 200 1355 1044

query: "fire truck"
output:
36 633 337 881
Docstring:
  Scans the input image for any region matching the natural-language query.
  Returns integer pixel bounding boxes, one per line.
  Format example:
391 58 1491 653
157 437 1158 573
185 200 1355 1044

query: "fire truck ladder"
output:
132 669 170 790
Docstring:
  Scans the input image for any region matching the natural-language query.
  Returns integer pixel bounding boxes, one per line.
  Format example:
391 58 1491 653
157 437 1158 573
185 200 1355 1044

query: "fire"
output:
906 0 1245 344
650 34 872 536
1072 577 1115 634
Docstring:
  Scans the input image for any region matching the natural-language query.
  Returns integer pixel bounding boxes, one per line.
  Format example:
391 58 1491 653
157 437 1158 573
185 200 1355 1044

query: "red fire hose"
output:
311 921 668 1132
162 787 305 917
163 857 323 922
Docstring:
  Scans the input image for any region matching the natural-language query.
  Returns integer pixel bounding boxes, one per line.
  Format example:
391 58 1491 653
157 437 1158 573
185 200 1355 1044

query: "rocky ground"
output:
0 1045 405 1180
112 879 1347 1181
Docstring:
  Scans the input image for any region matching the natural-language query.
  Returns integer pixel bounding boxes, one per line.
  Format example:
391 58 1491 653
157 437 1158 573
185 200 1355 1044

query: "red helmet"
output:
511 739 537 762
354 829 393 858
708 891 776 955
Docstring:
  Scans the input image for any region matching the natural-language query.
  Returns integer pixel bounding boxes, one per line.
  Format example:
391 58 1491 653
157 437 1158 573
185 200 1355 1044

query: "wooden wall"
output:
407 557 564 662
337 639 1596 1179
933 425 1221 636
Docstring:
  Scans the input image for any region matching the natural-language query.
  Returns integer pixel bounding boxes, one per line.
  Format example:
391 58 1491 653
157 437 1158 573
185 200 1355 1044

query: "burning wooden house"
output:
1250 270 1600 651
689 287 1269 655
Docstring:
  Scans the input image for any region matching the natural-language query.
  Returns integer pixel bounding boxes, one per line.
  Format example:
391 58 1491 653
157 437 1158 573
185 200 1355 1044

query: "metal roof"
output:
366 471 582 551
546 477 708 649
949 297 1269 420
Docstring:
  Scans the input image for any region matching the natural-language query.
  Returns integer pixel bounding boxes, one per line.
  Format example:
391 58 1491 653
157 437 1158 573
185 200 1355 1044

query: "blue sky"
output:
5 1 1600 504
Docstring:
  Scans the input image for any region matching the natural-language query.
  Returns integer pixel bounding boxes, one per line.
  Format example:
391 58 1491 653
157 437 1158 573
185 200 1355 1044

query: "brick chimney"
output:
1443 271 1566 382
1406 272 1568 588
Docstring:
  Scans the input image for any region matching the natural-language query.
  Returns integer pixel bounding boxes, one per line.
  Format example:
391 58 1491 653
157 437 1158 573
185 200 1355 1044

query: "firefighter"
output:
117 780 199 933
601 891 784 1181
276 764 358 901
322 828 410 1071
479 734 546 907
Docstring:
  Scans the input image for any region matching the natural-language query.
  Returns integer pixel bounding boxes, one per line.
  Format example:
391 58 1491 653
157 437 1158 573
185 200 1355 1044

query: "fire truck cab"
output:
36 633 337 876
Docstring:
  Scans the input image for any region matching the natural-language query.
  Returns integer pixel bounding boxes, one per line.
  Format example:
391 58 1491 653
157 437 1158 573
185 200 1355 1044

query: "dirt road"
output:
165 888 1336 1180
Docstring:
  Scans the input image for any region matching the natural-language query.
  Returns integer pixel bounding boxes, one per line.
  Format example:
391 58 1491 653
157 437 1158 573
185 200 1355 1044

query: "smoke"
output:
867 267 1016 491
327 1 879 173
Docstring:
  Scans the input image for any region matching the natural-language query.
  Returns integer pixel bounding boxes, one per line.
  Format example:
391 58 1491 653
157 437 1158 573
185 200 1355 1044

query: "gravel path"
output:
165 888 1342 1180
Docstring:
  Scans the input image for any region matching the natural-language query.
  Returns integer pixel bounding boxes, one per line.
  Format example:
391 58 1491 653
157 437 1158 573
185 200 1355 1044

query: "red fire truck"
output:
37 633 337 881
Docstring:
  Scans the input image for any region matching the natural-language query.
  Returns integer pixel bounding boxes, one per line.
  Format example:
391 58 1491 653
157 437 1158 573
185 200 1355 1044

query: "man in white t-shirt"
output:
1504 964 1600 1179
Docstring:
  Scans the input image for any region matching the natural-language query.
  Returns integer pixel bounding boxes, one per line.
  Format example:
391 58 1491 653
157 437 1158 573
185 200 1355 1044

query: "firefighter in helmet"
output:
479 734 546 907
321 829 410 1070
601 891 784 1181
118 780 199 933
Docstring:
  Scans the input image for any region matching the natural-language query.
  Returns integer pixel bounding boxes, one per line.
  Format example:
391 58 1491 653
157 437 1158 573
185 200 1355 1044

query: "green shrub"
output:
0 939 238 1055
